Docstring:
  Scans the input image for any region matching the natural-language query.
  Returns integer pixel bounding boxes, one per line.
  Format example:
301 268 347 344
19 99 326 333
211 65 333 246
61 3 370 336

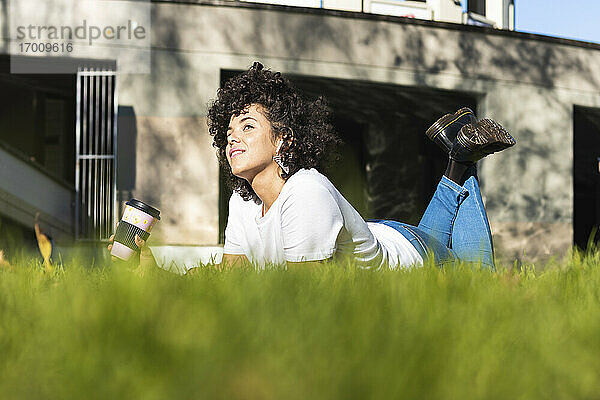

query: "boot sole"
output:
425 107 474 142
457 118 516 154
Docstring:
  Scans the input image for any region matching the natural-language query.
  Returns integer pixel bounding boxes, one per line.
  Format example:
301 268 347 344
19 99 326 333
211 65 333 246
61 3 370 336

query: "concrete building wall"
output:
2 1 600 262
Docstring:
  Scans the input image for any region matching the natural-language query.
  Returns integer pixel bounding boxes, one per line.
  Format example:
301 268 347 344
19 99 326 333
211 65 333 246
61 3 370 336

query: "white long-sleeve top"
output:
223 168 423 269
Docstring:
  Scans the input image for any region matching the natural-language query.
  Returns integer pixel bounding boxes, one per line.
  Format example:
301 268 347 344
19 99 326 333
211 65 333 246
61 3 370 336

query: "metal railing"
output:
75 68 118 240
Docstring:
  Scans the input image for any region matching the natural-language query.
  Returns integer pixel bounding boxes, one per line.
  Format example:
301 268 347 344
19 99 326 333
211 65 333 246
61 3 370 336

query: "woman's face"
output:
226 104 278 182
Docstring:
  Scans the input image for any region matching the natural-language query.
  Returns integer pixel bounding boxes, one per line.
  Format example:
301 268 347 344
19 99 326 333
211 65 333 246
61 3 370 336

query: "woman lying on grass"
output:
110 62 515 271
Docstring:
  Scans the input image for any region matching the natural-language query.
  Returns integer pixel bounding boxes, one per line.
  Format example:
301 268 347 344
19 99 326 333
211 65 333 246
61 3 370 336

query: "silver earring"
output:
273 141 289 174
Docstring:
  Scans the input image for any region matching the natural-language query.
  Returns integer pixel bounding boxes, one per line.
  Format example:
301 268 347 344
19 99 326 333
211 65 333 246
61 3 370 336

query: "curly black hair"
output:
207 62 341 204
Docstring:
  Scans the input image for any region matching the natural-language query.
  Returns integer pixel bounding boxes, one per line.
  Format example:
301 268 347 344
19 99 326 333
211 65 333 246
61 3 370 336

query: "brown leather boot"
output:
426 107 477 153
449 118 516 163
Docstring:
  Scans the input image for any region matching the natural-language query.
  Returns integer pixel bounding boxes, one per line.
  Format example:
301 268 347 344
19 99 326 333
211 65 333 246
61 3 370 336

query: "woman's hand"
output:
107 228 118 263
134 234 159 276
107 223 159 275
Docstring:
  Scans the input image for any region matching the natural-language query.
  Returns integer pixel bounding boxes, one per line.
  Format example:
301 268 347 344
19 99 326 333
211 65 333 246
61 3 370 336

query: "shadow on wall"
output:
117 106 137 213
209 6 600 91
148 6 195 114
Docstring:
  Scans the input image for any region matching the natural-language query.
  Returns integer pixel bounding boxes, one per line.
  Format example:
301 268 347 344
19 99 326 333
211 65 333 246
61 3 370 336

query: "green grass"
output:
1 252 600 399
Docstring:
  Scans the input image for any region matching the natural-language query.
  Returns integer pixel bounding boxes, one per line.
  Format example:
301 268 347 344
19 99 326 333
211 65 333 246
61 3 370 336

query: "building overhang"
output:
151 0 600 51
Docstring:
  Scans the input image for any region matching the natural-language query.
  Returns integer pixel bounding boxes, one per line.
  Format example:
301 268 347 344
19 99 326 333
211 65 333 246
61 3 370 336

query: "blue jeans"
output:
369 175 495 270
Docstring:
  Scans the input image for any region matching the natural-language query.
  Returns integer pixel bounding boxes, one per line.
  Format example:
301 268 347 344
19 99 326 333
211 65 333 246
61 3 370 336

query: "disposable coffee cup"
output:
111 199 161 261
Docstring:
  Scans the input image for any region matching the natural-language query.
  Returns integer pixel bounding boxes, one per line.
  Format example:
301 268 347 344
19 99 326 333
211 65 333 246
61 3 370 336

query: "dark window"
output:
574 106 600 249
0 70 76 184
467 0 486 15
